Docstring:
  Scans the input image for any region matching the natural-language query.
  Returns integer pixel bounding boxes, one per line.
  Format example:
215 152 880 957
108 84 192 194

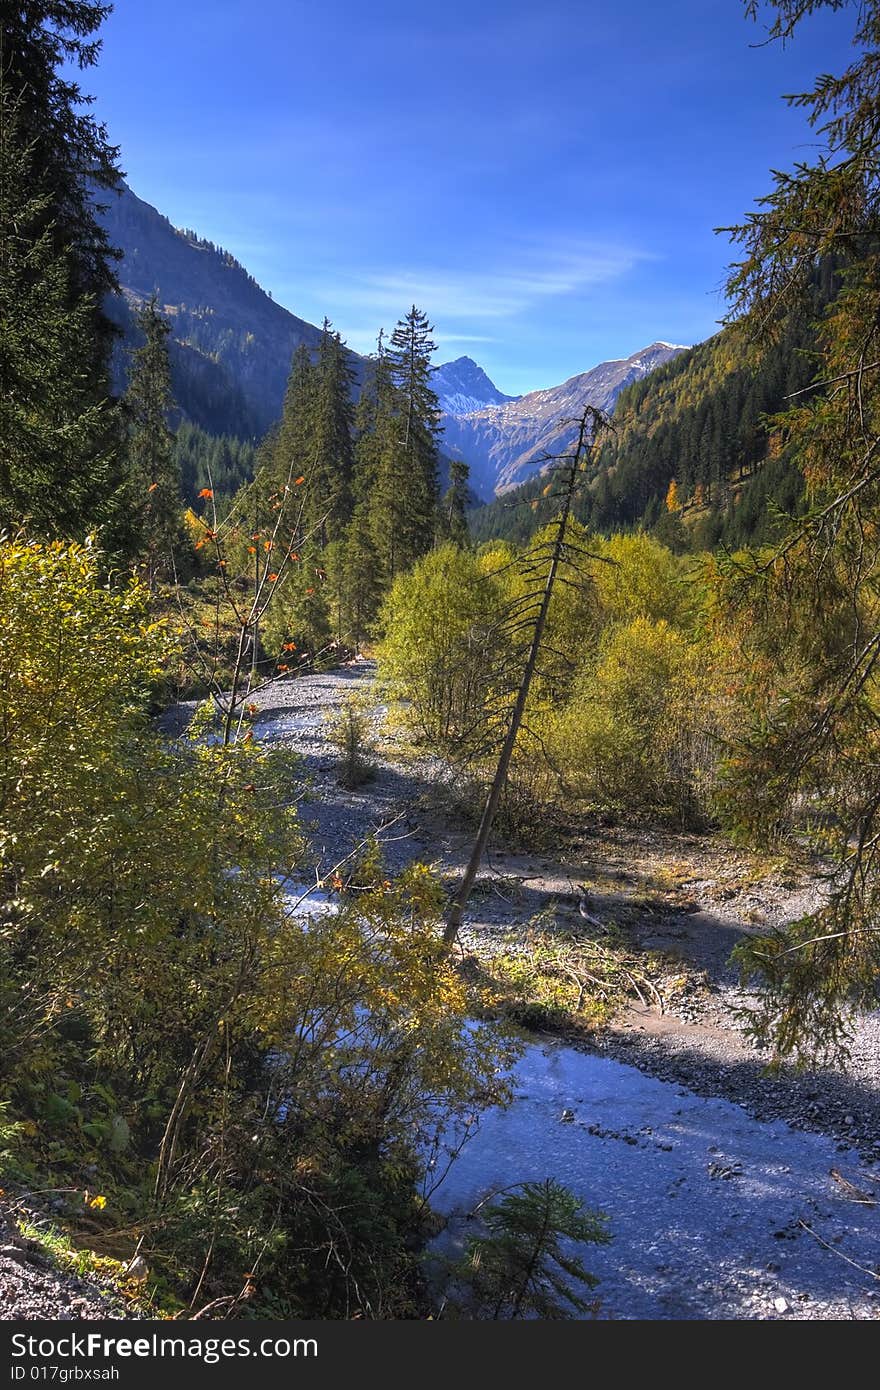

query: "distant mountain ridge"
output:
440 342 688 499
100 184 688 509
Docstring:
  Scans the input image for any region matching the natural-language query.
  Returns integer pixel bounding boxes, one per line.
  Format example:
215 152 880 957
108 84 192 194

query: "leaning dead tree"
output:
443 405 609 948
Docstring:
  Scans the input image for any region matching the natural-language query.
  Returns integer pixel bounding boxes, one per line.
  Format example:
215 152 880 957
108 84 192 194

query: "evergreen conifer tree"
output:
715 0 880 1058
0 3 122 538
439 458 471 548
0 93 107 532
378 306 441 576
124 296 180 587
307 320 355 545
277 343 314 467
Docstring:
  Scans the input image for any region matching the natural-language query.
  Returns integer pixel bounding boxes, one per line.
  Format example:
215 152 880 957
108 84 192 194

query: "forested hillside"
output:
471 261 837 549
99 182 350 438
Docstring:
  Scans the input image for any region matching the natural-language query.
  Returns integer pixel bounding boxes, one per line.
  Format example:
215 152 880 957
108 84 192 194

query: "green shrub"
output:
378 543 509 752
550 617 719 824
329 695 376 788
0 537 515 1315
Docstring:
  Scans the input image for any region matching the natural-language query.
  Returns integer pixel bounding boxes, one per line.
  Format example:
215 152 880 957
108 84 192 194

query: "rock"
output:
773 1296 790 1314
0 1243 35 1264
560 1108 575 1123
109 1114 131 1153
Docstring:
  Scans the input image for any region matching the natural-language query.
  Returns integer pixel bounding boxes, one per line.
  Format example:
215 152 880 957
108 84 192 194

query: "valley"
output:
4 0 880 1332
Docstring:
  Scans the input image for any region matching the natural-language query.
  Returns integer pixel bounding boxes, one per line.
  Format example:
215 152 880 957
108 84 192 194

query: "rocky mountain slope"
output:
97 183 349 438
442 342 688 499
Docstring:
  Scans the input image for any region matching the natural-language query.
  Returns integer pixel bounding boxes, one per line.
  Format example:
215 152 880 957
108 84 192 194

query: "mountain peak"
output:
433 356 519 417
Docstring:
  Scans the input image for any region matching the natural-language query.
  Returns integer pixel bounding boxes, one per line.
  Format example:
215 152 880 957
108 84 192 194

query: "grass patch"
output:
13 1214 176 1316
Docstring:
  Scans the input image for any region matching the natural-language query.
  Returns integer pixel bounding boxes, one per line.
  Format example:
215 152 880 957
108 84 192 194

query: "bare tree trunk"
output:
442 407 605 948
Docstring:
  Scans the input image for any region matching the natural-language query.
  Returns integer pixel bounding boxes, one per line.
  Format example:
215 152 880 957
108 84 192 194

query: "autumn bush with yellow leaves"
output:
0 537 513 1316
379 526 731 829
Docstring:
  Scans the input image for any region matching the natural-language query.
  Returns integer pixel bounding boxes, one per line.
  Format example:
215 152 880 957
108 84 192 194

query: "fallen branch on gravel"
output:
797 1219 880 1282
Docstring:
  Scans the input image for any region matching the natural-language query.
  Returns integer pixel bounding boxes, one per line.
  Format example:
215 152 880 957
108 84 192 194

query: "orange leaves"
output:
147 482 159 493
294 475 306 486
305 587 315 595
194 527 217 551
247 545 256 555
289 552 300 562
264 540 274 552
276 663 290 673
198 487 214 499
282 642 296 652
268 572 279 583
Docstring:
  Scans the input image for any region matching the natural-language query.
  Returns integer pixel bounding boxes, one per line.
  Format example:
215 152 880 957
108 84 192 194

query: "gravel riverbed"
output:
6 660 878 1320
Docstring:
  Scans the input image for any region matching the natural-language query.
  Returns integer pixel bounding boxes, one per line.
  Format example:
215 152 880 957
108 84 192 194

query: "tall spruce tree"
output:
0 92 106 531
0 3 122 538
307 320 355 544
372 306 441 578
714 0 880 1060
248 328 355 661
124 296 179 587
389 304 441 561
358 332 401 580
272 342 314 490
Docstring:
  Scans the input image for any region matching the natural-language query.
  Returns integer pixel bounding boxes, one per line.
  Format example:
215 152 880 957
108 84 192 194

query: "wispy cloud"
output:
318 238 653 335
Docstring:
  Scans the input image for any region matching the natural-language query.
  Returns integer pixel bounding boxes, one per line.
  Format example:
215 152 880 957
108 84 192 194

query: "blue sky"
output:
87 0 856 394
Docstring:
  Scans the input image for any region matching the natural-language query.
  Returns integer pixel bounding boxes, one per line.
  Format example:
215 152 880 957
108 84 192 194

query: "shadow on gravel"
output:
431 1033 880 1319
604 1032 880 1157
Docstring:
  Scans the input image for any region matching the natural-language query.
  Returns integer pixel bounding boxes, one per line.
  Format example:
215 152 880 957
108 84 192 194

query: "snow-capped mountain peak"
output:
433 356 519 416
